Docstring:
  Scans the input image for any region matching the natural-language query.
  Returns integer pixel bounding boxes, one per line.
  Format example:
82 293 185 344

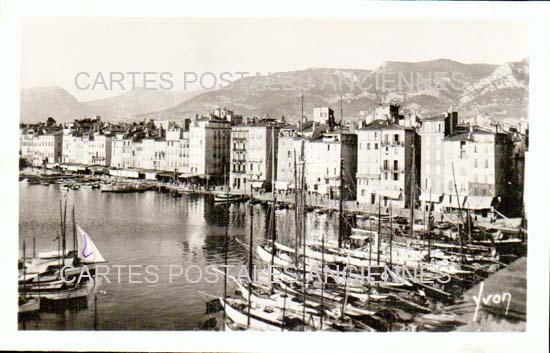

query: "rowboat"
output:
25 282 93 301
214 192 246 203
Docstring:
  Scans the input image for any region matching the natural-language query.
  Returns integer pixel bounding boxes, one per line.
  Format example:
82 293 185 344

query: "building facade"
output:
62 133 112 166
417 112 458 211
304 131 357 200
20 129 63 166
356 119 417 209
189 118 231 181
229 126 248 192
441 127 513 215
229 122 280 193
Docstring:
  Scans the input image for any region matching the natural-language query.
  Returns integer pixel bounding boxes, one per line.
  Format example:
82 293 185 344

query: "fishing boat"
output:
81 182 100 189
19 239 41 314
18 297 40 314
100 183 133 193
220 297 282 331
213 192 246 203
19 204 106 302
214 158 247 203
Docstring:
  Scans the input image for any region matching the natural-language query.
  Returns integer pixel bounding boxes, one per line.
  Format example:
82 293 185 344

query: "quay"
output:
20 167 523 233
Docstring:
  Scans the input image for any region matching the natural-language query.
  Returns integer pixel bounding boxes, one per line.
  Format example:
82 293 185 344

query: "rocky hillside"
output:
21 58 529 123
143 59 528 122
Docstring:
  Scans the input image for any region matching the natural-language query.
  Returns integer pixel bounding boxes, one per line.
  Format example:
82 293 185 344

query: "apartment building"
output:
229 120 281 193
441 126 513 215
417 112 458 211
20 128 63 166
304 131 357 200
356 119 417 209
189 118 231 181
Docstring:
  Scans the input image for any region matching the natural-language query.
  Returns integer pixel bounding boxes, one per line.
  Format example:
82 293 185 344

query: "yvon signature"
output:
472 281 512 322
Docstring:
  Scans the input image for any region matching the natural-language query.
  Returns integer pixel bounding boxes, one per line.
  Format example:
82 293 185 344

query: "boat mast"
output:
302 159 308 330
59 200 63 268
293 151 299 265
22 239 26 300
427 201 432 261
72 205 77 257
409 145 416 239
320 211 325 329
62 199 67 267
222 207 229 330
270 126 277 294
338 157 344 248
247 188 254 328
377 194 381 265
389 204 393 269
451 162 465 263
338 94 344 249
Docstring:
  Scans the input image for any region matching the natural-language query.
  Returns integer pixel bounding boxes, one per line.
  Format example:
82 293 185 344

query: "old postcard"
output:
1 1 549 352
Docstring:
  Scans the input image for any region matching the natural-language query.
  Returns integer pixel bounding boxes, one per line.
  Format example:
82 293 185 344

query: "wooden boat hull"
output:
26 285 91 301
19 298 40 314
214 193 246 203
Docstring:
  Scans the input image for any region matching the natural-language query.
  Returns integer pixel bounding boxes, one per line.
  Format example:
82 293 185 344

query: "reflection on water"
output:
18 182 339 330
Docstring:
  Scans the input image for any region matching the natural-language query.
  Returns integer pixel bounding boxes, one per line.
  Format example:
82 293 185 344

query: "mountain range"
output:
20 58 529 124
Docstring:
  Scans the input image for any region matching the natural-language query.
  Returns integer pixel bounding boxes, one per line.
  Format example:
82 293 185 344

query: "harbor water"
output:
18 182 340 330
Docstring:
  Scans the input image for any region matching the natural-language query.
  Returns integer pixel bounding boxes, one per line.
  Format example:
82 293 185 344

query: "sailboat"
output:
19 240 40 314
19 204 106 301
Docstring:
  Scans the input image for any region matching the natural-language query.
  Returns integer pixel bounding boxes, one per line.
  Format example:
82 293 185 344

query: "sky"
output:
21 18 529 101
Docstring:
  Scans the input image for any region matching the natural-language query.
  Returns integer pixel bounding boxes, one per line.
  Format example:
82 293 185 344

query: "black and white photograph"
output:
1 2 549 352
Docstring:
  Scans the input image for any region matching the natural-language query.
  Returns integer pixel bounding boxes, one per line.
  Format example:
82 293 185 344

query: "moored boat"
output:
18 297 40 314
214 192 246 203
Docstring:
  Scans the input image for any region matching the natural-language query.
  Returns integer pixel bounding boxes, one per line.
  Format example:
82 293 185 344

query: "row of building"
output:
20 105 527 215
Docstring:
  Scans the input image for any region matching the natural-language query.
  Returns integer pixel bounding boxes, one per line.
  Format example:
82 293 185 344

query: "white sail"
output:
76 225 106 263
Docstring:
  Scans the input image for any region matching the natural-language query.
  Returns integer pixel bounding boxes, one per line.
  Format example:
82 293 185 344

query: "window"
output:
393 160 398 171
437 123 441 133
394 134 399 143
485 159 489 168
367 143 370 150
375 143 378 150
474 159 478 168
